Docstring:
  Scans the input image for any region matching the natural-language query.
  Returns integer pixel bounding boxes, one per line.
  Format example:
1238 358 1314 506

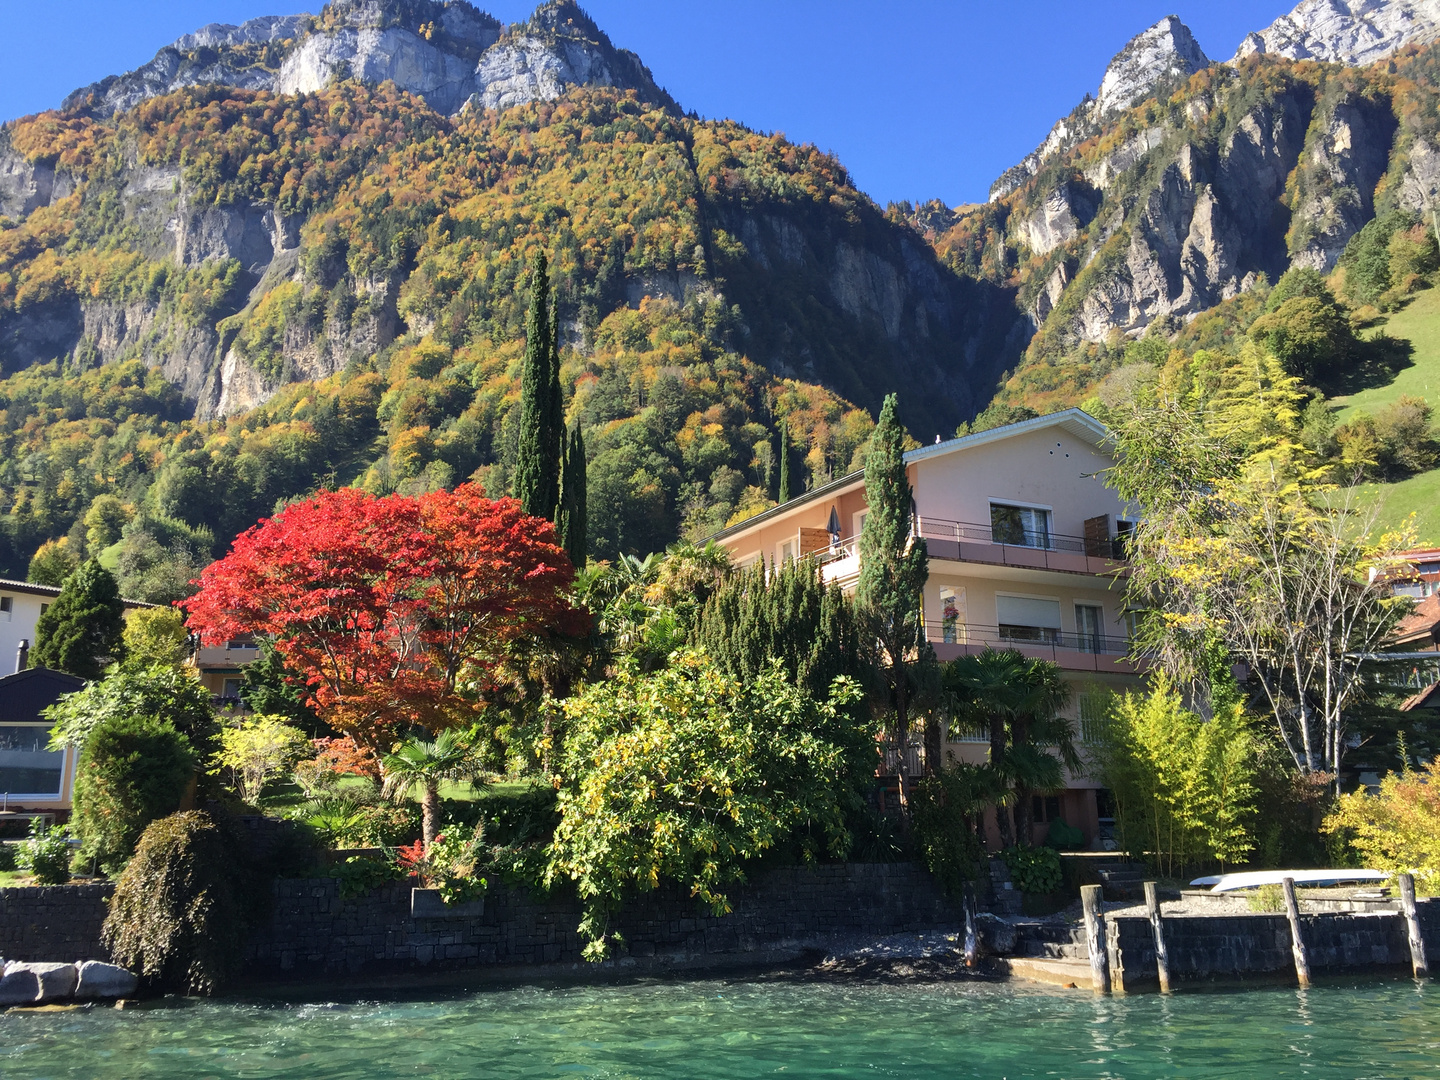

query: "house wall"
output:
0 589 50 677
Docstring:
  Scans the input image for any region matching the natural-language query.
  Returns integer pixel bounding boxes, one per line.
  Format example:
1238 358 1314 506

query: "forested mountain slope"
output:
0 3 1022 580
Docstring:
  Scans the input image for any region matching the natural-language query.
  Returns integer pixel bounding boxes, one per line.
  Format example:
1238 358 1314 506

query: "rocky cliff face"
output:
64 0 672 119
1236 0 1440 66
990 17 1210 202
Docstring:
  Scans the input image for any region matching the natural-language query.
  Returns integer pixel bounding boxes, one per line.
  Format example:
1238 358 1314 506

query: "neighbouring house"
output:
0 579 64 680
189 636 260 701
1387 547 1440 599
708 408 1142 849
0 666 85 820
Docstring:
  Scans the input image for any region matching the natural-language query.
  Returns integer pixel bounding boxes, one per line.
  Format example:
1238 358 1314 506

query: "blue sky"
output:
0 0 1298 206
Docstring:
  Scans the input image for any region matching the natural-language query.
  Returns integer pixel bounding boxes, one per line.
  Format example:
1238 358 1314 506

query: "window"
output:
221 678 243 700
996 595 1061 644
1114 519 1136 559
0 725 65 797
225 639 255 651
1079 693 1111 744
776 538 797 565
0 596 11 613
1075 604 1104 654
1031 795 1062 823
991 503 1051 549
852 509 868 539
737 553 761 571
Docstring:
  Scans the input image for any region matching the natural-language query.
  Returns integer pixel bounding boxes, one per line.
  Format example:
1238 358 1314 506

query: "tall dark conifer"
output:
515 252 562 519
557 421 587 567
855 394 935 816
31 559 126 680
777 418 792 504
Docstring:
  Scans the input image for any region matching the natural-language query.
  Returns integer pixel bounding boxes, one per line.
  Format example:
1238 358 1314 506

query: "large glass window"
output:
991 503 1051 548
0 725 64 797
1076 603 1104 653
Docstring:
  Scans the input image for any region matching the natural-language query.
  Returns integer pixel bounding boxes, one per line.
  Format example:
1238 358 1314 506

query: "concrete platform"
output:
996 956 1094 990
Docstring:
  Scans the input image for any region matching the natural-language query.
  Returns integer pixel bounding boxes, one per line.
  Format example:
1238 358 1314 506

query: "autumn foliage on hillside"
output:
182 484 586 748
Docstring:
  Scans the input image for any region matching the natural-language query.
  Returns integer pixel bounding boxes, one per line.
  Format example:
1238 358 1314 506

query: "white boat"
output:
1189 869 1391 893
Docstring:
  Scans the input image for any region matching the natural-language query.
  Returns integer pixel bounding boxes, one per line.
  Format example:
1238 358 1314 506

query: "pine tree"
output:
777 418 792 504
514 252 562 520
32 558 126 680
855 394 935 813
556 421 587 567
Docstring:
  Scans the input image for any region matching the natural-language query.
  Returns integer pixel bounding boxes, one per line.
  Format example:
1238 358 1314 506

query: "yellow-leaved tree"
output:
1324 755 1440 890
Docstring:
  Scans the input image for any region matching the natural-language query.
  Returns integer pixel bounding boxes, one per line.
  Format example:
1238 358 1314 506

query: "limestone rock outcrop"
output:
1236 0 1440 66
64 0 671 120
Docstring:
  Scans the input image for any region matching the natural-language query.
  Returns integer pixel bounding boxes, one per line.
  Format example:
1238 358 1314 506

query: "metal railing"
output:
925 621 1131 656
917 517 1128 566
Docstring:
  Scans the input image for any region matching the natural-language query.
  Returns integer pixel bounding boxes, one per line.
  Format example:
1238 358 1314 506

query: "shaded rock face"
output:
1236 0 1440 66
990 16 1210 201
64 0 670 120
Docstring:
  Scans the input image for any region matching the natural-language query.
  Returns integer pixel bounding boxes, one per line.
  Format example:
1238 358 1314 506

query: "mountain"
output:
1236 0 1440 66
990 16 1210 202
0 0 1024 578
64 0 674 120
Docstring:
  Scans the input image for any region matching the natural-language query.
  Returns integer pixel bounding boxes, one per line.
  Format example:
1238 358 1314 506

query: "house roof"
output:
1393 593 1440 647
1401 682 1440 711
0 576 153 608
0 578 62 598
708 407 1111 545
0 667 84 723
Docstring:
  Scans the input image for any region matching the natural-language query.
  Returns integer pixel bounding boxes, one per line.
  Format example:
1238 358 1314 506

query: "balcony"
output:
925 621 1141 674
916 517 1127 577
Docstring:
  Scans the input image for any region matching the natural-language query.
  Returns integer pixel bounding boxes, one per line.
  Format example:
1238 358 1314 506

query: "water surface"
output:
1 976 1436 1079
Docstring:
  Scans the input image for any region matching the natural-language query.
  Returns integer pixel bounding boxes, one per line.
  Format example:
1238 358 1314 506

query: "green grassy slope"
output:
1337 286 1440 421
1333 287 1440 542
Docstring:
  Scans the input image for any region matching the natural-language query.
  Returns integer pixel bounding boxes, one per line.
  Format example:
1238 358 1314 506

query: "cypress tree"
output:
32 558 127 680
556 421 587 567
855 394 935 811
514 252 562 519
777 418 791 504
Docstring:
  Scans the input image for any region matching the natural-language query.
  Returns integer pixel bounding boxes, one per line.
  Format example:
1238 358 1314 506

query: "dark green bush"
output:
101 811 250 994
331 853 406 899
0 841 14 871
72 714 195 876
1045 818 1085 850
909 765 992 896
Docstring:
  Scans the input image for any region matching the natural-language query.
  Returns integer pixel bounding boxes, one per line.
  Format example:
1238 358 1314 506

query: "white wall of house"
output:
0 585 56 677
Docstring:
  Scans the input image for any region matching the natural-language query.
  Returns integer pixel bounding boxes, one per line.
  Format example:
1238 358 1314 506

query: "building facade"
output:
709 409 1141 847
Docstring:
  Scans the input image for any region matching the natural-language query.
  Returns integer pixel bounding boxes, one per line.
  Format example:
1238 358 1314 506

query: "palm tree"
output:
381 730 479 851
944 649 1076 848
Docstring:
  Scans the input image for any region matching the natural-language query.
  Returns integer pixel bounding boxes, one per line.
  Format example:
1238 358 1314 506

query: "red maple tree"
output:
183 484 585 749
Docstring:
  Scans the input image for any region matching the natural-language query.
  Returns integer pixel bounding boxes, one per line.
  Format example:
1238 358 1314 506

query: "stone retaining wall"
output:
0 863 959 975
1108 902 1439 989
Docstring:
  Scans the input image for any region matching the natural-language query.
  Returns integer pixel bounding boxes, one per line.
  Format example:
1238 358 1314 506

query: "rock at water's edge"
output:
74 961 139 1001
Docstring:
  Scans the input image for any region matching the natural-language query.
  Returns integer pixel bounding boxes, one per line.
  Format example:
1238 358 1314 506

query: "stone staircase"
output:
1014 921 1090 961
1094 861 1150 902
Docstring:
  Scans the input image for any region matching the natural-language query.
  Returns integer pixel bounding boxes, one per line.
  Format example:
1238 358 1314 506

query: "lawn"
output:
1335 285 1440 421
1361 467 1440 544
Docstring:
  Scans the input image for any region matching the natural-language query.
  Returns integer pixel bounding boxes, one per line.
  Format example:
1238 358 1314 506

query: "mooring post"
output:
1081 884 1110 994
963 882 978 968
1282 876 1311 989
1399 872 1430 978
1145 881 1172 993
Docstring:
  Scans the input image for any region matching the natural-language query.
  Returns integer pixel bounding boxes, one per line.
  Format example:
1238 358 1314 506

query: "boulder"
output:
0 967 41 1007
73 961 140 1001
7 962 79 1003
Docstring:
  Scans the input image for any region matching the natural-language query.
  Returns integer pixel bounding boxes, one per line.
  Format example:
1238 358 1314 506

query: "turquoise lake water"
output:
1 976 1436 1079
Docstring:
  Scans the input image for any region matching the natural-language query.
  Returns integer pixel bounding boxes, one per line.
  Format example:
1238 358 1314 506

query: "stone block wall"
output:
1108 901 1439 989
0 885 114 964
1 863 959 975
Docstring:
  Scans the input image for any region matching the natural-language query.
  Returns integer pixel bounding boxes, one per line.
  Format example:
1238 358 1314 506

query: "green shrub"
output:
0 841 14 871
72 714 195 876
1247 883 1285 912
331 853 406 900
1001 845 1064 895
17 820 70 884
909 764 993 895
101 811 250 994
1045 818 1086 850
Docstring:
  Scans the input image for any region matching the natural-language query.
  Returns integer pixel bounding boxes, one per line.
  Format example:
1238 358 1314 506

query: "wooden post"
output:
963 883 978 968
1145 881 1172 993
1081 884 1110 994
1282 877 1311 989
1399 873 1430 978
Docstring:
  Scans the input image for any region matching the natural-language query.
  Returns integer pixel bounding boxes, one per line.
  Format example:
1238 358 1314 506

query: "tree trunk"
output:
923 715 943 775
989 712 1013 849
1014 786 1034 848
422 783 441 851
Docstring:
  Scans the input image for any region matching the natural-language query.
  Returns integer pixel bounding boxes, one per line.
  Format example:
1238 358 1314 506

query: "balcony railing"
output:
926 621 1133 662
916 517 1127 572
